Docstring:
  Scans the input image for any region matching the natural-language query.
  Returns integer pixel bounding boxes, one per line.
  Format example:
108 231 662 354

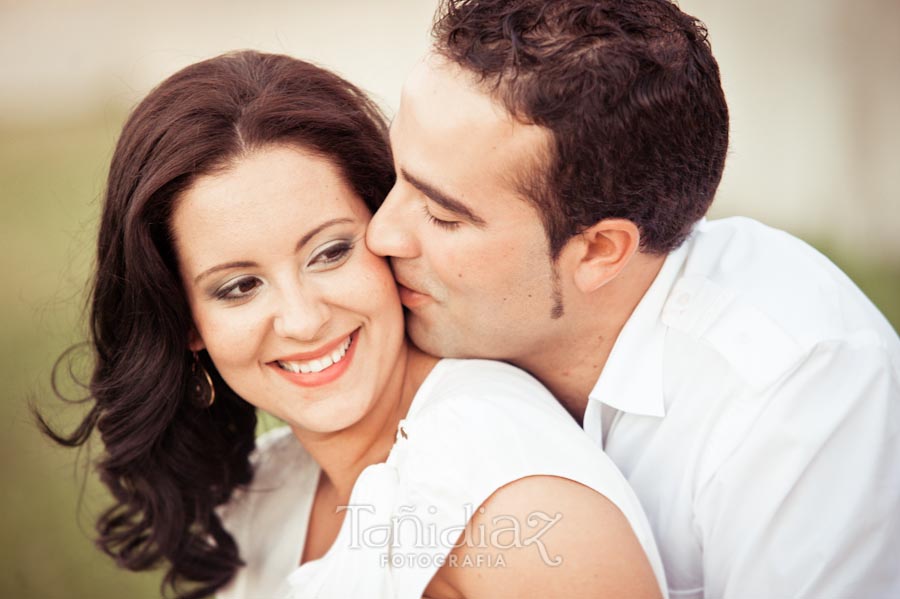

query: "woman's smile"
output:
269 328 359 387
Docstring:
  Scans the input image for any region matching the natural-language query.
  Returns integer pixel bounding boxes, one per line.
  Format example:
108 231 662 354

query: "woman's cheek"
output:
358 251 402 303
201 306 268 366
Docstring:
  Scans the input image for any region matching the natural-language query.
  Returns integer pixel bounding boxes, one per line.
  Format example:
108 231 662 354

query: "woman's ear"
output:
187 328 205 352
570 219 641 293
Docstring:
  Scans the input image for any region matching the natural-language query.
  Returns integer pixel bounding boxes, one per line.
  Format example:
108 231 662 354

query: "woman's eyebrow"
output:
194 261 257 285
193 217 355 285
294 217 355 252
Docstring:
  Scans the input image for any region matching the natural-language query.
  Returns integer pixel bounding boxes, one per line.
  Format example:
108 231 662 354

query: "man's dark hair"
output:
433 0 729 257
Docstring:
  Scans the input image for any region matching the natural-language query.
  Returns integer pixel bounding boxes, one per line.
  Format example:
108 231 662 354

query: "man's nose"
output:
272 284 330 342
367 182 420 259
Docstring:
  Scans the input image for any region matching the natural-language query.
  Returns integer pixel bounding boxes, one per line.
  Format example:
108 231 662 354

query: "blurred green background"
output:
3 1 898 598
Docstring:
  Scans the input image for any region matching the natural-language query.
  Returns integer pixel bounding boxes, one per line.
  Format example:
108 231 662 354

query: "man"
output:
366 0 900 597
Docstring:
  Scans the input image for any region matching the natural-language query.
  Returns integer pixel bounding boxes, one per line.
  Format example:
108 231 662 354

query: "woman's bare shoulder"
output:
425 475 663 599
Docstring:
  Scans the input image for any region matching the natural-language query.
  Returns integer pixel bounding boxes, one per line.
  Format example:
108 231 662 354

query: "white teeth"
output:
280 361 301 373
309 357 330 373
277 334 353 375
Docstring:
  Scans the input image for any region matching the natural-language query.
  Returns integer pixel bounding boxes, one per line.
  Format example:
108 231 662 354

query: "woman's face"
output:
172 144 405 434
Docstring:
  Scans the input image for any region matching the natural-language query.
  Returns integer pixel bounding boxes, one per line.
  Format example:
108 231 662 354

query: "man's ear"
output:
570 219 641 293
187 327 205 352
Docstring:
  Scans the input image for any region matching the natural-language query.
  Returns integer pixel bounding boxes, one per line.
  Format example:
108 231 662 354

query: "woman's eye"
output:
215 277 262 301
421 205 461 231
309 240 354 269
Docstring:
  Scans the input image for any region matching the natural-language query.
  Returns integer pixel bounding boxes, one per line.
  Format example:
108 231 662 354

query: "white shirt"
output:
219 359 668 599
583 217 900 599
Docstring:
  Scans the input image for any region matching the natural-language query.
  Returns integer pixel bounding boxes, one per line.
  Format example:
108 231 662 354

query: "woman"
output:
42 50 666 599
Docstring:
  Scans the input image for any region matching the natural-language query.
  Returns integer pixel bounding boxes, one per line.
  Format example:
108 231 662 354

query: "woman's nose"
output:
272 285 330 341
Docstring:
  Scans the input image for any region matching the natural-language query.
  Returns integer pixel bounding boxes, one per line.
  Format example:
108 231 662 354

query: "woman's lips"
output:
269 330 358 388
274 332 353 362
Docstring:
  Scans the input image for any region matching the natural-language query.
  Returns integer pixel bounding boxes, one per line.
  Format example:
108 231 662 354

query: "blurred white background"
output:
2 0 898 258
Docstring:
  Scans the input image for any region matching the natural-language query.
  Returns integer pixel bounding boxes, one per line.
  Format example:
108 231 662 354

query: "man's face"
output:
367 55 565 361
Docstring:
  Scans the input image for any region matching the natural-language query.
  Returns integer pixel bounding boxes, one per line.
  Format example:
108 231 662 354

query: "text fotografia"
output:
336 503 564 567
382 551 509 569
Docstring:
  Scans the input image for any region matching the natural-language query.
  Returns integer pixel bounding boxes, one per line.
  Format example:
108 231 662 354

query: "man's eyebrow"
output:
401 168 486 227
193 217 354 285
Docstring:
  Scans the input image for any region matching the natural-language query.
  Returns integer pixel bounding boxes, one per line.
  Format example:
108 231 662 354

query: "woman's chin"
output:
285 406 371 438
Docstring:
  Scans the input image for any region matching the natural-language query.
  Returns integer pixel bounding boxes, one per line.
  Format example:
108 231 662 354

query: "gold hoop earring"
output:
192 351 215 407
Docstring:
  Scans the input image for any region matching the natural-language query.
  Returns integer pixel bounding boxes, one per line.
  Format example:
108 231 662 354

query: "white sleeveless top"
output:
218 359 667 599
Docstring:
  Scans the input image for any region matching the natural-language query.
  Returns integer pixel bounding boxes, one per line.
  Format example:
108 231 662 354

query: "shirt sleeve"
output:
695 339 900 598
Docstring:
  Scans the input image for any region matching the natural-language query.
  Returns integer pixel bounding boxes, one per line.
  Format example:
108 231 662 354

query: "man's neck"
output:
515 252 666 425
513 312 617 425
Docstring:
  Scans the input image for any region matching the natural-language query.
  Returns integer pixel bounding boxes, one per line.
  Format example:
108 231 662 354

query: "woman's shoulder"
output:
384 359 667 598
219 425 316 529
432 474 665 599
243 426 312 488
424 357 547 389
409 358 566 418
403 358 590 455
396 358 623 486
217 426 319 599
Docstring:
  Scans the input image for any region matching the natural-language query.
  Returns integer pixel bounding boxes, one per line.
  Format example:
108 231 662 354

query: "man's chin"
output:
404 316 466 359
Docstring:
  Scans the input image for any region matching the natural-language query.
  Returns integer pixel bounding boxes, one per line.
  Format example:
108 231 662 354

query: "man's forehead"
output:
399 57 549 161
391 54 551 212
402 53 518 131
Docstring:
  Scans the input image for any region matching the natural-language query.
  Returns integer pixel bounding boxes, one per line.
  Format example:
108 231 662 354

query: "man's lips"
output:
396 281 432 309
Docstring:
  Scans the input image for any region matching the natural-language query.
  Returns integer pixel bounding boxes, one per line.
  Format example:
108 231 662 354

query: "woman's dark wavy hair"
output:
37 50 394 599
433 0 729 257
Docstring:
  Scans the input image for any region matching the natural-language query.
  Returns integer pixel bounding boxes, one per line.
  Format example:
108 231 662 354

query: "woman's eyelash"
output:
311 240 355 266
214 277 261 301
421 205 461 230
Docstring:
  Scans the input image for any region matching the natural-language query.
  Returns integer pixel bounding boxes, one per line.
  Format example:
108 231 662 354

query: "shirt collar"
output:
587 232 691 418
